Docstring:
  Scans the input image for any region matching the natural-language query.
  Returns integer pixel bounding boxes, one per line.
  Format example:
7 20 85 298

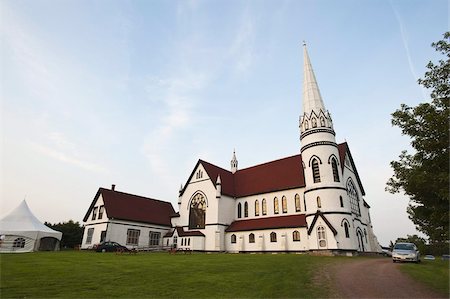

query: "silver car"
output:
392 242 420 263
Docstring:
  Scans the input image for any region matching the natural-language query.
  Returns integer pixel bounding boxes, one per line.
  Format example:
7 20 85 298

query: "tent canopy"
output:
0 200 62 252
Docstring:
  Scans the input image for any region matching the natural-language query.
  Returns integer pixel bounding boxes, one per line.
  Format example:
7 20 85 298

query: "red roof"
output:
83 188 174 226
186 142 365 198
225 214 307 232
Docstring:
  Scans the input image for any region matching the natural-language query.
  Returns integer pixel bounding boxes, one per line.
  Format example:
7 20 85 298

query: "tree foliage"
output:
45 220 83 249
386 32 449 245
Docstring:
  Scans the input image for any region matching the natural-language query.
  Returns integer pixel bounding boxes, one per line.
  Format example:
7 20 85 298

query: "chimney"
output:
111 184 116 191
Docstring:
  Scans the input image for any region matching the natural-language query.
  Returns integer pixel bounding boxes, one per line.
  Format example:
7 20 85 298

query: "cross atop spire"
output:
302 43 326 116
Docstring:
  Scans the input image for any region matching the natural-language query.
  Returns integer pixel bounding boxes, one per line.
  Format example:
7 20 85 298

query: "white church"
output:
81 45 381 254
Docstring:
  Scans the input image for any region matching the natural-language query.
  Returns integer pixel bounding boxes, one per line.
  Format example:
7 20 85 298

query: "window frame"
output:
293 230 301 242
126 229 140 246
249 233 255 243
86 228 94 244
282 196 287 213
312 159 321 183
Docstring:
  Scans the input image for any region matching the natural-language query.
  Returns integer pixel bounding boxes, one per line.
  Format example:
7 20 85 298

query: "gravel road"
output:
330 258 446 298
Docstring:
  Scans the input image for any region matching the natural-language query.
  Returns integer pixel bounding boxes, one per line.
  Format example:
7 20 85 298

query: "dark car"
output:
95 241 128 253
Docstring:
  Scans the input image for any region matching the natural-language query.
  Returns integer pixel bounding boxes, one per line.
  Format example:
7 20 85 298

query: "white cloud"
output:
229 10 256 74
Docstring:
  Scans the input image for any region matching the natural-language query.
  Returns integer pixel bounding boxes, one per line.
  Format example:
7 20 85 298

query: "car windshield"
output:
394 243 414 250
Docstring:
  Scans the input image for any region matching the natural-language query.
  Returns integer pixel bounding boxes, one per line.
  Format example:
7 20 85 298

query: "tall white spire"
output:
302 42 326 116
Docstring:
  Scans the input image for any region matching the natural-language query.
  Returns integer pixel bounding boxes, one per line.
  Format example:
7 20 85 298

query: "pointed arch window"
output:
344 222 350 238
255 200 260 216
237 203 242 219
347 179 361 216
312 158 321 183
293 230 300 242
231 234 236 244
282 196 287 213
312 117 317 128
317 226 327 248
340 196 344 207
331 158 340 182
189 193 206 229
262 199 267 215
270 232 277 242
244 201 248 218
249 233 255 243
274 197 279 214
295 194 301 212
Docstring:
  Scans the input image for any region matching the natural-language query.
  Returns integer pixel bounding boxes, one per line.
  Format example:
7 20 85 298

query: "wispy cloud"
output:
229 9 256 74
390 1 427 99
31 132 108 174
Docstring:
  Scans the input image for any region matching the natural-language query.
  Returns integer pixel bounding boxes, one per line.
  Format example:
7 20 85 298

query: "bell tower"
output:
300 43 351 251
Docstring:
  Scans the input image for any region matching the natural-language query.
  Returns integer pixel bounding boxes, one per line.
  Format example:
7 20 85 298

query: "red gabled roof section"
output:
181 142 364 199
83 188 174 226
234 155 305 197
225 214 307 232
200 160 236 196
338 142 365 196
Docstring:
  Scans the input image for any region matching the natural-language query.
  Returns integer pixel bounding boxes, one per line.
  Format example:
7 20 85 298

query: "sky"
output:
0 0 447 246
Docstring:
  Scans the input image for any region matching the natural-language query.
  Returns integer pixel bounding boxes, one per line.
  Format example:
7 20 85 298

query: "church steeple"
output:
299 43 334 138
302 42 326 116
230 150 238 174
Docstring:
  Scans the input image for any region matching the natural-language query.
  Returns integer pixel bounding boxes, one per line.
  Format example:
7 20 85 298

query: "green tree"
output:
386 32 449 246
45 220 83 249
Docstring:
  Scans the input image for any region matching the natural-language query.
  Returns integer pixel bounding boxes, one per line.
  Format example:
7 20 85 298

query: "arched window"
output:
344 222 350 238
340 196 344 207
347 179 361 216
262 199 267 215
364 229 367 243
270 232 277 242
312 117 317 128
244 201 248 218
189 193 206 229
249 233 255 243
295 194 301 212
274 197 279 214
188 238 190 246
304 120 309 130
231 234 236 244
317 226 327 248
282 196 287 213
181 238 184 246
13 237 25 248
237 202 242 218
255 200 260 216
331 157 340 182
293 230 300 242
312 158 321 183
317 196 321 208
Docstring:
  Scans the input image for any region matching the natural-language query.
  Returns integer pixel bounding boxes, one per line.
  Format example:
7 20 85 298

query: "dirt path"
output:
329 258 445 298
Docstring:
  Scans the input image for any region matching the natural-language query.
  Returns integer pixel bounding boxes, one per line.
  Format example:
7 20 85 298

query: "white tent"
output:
0 200 62 253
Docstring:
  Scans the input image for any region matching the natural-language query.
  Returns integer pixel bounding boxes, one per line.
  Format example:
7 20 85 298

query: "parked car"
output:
95 241 128 253
424 255 435 260
392 242 420 263
442 254 450 260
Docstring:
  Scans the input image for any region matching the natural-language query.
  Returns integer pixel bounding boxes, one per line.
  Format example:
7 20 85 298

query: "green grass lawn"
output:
1 251 340 298
398 259 450 296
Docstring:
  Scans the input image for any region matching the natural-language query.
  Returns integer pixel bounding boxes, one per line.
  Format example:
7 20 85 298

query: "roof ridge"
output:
99 187 171 205
236 154 301 172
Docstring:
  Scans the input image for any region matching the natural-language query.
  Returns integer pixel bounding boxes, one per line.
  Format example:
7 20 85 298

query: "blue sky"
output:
1 0 447 245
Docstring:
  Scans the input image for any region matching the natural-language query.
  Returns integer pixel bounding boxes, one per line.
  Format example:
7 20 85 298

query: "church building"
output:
163 44 381 254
